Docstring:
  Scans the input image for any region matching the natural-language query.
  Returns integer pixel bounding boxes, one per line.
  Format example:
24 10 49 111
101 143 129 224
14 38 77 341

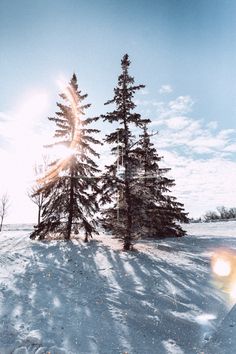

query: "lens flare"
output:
211 249 236 303
212 258 231 277
52 146 75 160
230 283 236 300
37 76 82 185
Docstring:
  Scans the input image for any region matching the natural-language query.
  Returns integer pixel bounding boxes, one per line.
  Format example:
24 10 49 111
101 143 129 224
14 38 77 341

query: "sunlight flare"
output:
212 258 231 277
211 249 236 304
37 76 82 185
230 283 236 300
52 146 76 160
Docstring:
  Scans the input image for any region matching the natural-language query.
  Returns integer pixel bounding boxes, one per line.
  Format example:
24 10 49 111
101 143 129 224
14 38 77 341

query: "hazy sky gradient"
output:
0 0 236 223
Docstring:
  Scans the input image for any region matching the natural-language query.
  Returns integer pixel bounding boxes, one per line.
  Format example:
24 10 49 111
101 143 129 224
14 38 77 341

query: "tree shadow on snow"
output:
0 232 233 354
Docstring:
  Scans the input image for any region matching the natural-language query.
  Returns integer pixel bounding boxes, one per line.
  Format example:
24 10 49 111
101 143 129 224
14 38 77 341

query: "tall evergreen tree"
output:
30 74 100 241
134 124 189 237
100 54 150 250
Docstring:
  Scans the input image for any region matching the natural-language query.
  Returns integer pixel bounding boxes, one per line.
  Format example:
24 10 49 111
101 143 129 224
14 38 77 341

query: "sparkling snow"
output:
0 221 236 353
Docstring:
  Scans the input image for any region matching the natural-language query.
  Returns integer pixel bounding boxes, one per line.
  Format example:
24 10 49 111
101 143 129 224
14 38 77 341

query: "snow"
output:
204 303 236 354
0 221 236 353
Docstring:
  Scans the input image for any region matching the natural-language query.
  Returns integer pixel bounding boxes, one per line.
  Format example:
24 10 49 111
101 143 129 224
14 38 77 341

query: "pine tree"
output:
30 74 100 241
100 54 150 250
134 124 189 237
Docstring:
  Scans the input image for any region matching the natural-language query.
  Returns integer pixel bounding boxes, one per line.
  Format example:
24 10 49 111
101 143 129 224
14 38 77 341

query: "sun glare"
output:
211 249 236 304
36 76 81 185
52 146 75 160
212 257 231 277
230 283 236 300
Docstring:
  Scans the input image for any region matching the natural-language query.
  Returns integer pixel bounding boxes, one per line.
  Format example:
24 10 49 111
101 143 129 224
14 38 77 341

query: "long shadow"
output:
0 238 126 353
0 231 234 353
95 235 231 354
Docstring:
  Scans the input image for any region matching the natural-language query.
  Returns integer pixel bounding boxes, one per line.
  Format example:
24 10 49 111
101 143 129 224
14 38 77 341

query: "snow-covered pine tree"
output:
134 124 189 237
100 54 150 250
30 74 101 241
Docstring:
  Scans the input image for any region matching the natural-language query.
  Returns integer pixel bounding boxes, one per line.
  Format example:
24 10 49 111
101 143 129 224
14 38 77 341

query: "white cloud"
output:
224 143 236 152
138 94 236 217
160 151 236 218
168 96 194 114
149 96 194 123
151 96 235 157
158 122 235 155
164 116 190 130
207 121 218 130
159 84 173 94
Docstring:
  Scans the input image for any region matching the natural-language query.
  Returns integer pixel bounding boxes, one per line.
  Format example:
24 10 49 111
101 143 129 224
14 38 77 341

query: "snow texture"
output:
0 221 236 353
204 303 236 354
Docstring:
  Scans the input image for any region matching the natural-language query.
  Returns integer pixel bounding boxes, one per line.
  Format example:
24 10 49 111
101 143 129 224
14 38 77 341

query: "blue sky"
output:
0 0 236 222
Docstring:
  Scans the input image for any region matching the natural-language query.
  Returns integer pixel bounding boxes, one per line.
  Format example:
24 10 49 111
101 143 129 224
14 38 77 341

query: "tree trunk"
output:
0 216 3 232
123 120 132 251
38 205 41 226
123 177 132 250
66 165 75 240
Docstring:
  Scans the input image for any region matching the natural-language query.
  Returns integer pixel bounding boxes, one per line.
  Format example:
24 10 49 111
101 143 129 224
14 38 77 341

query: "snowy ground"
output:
0 221 236 354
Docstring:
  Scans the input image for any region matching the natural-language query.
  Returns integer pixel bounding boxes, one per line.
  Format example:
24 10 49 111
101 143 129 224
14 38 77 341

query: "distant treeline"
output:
201 206 236 222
